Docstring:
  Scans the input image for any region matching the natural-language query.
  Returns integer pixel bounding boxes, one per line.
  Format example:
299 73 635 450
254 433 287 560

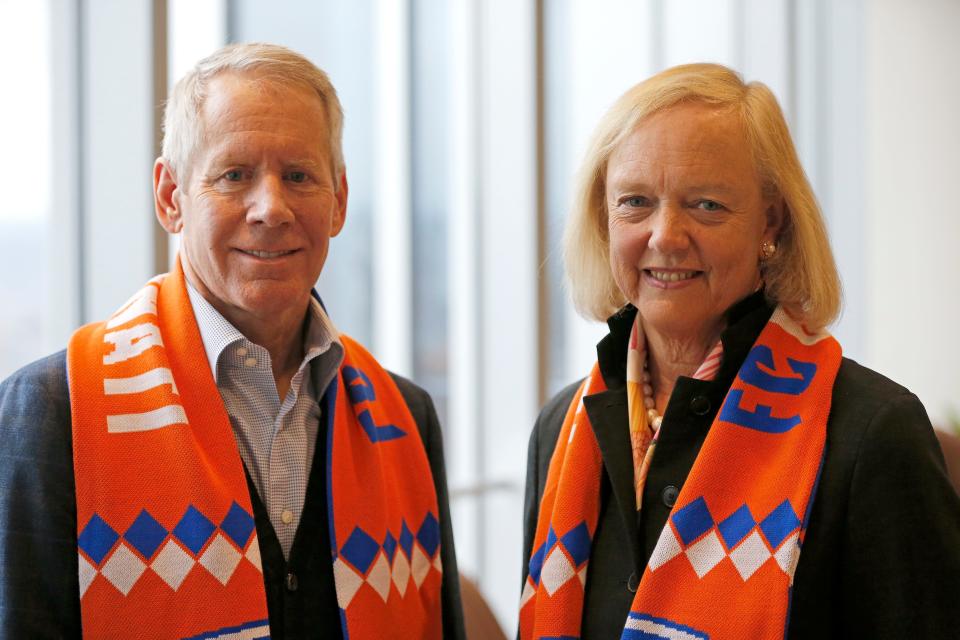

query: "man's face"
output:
156 72 347 327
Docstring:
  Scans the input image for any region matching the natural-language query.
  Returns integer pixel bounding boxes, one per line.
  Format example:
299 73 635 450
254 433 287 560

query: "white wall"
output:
865 0 960 427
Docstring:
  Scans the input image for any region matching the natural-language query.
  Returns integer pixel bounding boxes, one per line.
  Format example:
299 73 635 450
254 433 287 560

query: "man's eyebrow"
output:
282 157 327 167
202 156 326 170
202 154 245 168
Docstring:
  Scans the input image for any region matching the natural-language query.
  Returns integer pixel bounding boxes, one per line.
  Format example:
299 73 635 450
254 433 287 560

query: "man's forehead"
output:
204 70 320 105
184 78 329 171
198 73 329 135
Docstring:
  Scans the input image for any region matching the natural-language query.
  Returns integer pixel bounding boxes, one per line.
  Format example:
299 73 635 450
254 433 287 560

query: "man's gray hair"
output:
162 42 345 188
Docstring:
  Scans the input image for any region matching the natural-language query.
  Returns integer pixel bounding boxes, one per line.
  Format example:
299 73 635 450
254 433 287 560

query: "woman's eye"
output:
223 169 243 181
623 196 648 208
287 171 308 183
698 200 723 212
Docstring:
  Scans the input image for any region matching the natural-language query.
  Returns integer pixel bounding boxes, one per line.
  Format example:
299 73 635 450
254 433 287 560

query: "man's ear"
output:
330 172 349 238
154 158 183 233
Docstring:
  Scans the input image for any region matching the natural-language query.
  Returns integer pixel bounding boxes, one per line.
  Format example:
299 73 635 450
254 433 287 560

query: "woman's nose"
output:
648 205 690 254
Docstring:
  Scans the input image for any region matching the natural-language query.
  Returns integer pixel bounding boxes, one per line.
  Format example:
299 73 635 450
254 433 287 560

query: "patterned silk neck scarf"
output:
68 260 444 639
520 308 841 640
626 315 723 508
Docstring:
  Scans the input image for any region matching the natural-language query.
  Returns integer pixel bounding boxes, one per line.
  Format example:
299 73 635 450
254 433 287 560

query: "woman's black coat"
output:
522 294 960 639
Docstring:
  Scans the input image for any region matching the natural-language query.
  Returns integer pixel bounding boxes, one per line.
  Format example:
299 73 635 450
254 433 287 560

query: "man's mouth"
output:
238 249 297 259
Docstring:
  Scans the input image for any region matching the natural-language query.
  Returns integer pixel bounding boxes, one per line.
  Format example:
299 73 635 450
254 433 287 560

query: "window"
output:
0 1 57 379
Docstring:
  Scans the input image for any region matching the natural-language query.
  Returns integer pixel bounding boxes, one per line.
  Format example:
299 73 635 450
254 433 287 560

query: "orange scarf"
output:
519 308 841 639
68 261 443 639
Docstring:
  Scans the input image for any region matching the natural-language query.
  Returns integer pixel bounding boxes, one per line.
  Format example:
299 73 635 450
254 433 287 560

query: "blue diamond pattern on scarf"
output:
528 541 547 585
78 514 119 565
124 509 168 560
383 531 397 563
341 527 380 574
624 613 709 640
416 512 440 557
173 505 216 555
560 522 592 567
220 501 255 549
671 497 715 546
545 526 558 552
718 505 756 549
399 520 414 558
759 500 801 550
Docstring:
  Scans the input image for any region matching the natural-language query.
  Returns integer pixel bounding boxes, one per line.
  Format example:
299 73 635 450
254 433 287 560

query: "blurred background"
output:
1 0 958 632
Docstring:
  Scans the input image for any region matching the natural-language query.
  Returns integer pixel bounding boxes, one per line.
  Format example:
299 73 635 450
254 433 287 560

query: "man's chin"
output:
222 284 313 321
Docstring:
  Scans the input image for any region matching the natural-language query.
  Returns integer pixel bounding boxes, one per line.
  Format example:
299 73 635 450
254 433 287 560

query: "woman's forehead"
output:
605 105 759 188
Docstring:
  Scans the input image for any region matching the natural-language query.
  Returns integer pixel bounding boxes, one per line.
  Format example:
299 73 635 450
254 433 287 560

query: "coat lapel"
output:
583 387 643 576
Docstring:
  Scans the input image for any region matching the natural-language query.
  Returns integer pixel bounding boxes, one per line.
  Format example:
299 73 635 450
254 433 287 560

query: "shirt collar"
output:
185 281 342 383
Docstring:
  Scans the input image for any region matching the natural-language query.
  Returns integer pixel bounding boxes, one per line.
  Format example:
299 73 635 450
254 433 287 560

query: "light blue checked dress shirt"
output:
186 283 343 558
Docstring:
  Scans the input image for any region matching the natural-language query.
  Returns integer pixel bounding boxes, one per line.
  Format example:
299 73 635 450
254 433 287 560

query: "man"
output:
0 43 465 639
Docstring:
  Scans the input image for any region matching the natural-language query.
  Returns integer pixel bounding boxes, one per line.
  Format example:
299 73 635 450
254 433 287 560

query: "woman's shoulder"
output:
541 379 584 418
536 380 584 427
832 356 914 408
828 356 937 464
794 363 960 637
529 379 584 456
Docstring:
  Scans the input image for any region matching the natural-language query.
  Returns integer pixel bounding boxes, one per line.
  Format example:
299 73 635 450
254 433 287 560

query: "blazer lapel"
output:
583 387 643 576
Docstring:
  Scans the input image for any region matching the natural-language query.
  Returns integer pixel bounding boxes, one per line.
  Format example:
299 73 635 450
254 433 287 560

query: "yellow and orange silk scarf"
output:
519 308 841 640
68 261 443 639
627 316 723 508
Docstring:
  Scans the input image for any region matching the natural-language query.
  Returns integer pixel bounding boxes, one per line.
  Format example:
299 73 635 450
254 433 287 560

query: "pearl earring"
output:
760 240 777 260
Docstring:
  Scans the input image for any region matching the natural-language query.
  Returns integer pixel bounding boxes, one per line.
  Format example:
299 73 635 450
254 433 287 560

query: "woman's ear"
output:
764 196 786 241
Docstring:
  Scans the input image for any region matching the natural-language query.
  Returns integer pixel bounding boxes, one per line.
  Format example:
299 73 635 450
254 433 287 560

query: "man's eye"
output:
287 171 308 183
223 169 243 181
698 200 724 212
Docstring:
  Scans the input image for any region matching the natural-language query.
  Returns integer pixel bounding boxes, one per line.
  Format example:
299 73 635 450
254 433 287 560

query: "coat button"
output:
661 485 679 508
690 395 711 416
627 572 639 593
285 572 299 592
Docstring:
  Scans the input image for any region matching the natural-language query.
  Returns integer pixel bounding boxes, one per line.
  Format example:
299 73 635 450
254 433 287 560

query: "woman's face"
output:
605 102 781 343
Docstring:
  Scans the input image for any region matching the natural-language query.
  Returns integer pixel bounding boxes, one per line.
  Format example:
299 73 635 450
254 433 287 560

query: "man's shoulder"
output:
0 350 69 404
0 350 73 481
387 371 435 415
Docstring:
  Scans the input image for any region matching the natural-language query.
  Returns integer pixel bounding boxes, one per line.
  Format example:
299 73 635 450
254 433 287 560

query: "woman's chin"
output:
637 303 721 343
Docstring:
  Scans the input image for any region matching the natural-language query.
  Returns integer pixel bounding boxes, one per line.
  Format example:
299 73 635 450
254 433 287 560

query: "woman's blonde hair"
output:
564 63 841 330
162 42 345 189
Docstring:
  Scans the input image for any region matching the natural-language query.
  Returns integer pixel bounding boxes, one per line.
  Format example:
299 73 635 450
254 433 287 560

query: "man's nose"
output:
246 174 295 226
648 204 690 254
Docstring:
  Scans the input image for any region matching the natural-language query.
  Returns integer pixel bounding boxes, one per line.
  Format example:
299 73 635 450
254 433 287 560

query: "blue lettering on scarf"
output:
718 345 818 434
739 345 816 395
343 366 408 442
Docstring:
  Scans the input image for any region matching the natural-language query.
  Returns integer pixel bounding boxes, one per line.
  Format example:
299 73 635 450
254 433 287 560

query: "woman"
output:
520 64 960 639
